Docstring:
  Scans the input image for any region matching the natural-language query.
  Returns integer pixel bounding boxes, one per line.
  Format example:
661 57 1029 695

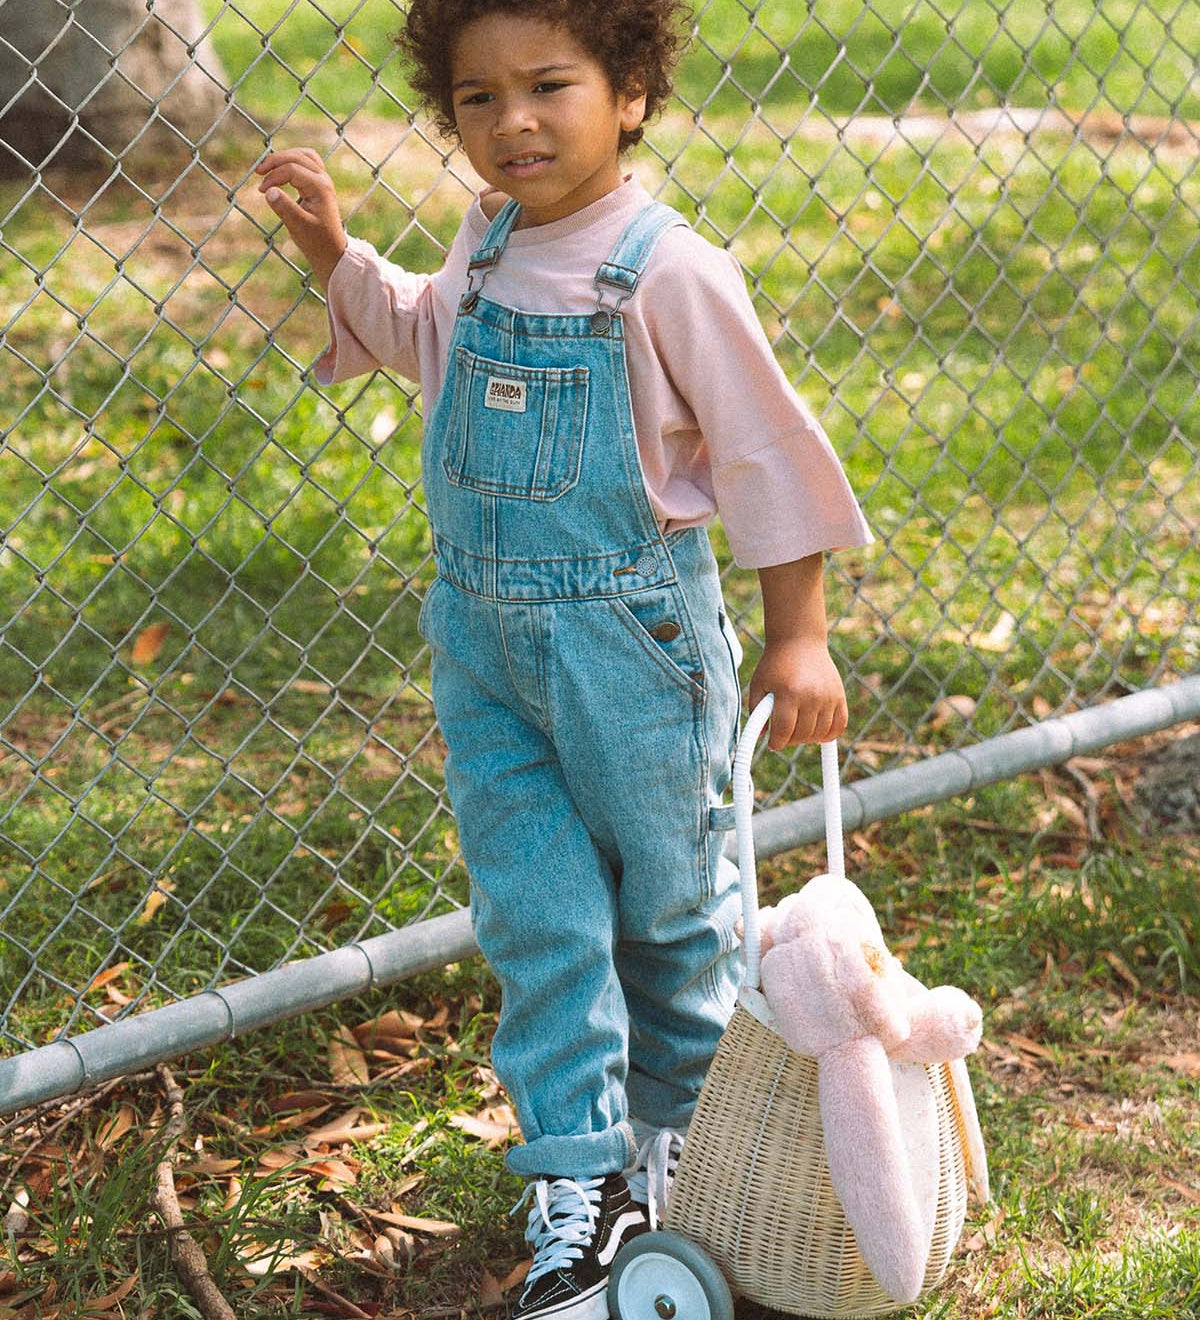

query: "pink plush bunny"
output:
758 874 986 1304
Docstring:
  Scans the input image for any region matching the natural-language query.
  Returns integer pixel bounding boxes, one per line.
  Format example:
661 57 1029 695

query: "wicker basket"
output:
663 701 975 1317
665 996 971 1317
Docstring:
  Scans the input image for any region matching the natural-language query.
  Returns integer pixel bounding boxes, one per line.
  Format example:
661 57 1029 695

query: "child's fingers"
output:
256 161 330 199
263 186 308 227
767 694 847 747
254 147 326 175
263 186 335 237
808 703 840 745
766 695 801 750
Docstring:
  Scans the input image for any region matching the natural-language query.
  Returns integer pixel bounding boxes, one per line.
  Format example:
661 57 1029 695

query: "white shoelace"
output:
511 1176 604 1285
625 1127 684 1231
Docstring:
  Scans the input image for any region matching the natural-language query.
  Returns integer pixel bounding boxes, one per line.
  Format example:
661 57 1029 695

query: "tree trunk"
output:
0 0 231 174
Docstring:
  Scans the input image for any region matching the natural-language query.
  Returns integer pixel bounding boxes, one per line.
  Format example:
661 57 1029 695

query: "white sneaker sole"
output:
517 1278 609 1320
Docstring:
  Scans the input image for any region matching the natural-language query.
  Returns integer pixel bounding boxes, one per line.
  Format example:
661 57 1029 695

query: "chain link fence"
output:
2 0 1197 1059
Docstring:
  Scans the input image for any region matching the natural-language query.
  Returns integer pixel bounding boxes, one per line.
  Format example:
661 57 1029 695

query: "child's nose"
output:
494 97 538 136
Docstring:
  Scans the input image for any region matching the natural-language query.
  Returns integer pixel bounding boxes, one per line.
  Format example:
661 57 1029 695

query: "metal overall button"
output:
590 309 612 335
635 553 658 576
650 622 682 642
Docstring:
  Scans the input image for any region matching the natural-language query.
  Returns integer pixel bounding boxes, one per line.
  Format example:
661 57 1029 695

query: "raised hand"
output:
254 147 348 287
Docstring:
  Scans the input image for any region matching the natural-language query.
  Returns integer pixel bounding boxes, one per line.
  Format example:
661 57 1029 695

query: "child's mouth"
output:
501 155 553 178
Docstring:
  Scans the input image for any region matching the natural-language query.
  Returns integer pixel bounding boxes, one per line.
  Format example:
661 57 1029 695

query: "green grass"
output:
2 776 1198 1318
197 0 1200 129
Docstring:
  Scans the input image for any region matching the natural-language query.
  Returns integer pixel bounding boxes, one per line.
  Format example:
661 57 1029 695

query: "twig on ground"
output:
150 1063 237 1320
297 1266 374 1318
1062 762 1103 841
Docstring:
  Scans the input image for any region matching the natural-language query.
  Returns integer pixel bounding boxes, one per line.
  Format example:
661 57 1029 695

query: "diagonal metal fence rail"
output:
1 0 1197 1084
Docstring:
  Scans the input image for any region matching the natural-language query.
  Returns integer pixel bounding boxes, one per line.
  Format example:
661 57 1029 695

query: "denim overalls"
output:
418 198 743 1180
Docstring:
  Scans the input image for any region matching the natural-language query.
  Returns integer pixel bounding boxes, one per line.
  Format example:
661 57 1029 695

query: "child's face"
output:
450 15 646 228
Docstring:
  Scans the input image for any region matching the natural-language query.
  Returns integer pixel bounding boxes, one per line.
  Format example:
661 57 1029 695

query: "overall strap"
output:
592 201 689 328
460 197 523 311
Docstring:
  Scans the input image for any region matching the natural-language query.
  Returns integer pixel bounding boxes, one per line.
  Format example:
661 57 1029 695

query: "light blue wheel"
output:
609 1230 734 1320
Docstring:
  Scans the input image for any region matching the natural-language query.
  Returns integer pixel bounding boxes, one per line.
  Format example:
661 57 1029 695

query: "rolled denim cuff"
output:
504 1120 637 1180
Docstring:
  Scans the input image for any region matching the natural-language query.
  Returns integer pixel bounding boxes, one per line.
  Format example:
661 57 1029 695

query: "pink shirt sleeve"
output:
640 233 872 569
313 235 437 388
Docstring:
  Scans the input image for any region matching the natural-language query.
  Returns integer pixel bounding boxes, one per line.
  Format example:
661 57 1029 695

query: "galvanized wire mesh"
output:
1 0 1197 1053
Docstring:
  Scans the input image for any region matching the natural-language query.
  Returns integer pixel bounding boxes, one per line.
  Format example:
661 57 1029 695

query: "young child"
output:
255 2 871 1315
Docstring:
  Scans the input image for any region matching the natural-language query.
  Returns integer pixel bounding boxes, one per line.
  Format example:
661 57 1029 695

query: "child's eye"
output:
458 91 493 107
533 81 567 94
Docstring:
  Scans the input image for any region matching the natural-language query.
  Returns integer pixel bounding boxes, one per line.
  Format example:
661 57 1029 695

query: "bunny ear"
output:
818 1039 933 1304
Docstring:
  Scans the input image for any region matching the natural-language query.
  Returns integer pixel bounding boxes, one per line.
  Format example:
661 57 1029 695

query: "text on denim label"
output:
484 376 527 413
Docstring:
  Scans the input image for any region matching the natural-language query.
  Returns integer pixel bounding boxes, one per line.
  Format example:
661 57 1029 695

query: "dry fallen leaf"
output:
255 1144 306 1172
96 1103 136 1150
269 1089 334 1114
501 1259 531 1293
328 1027 370 1086
372 1232 405 1272
134 880 175 926
479 1267 505 1308
961 1205 1006 1251
1003 1033 1056 1061
77 1273 139 1315
309 1158 359 1191
378 1210 460 1238
182 1155 241 1175
307 1122 388 1149
130 622 170 666
447 1103 519 1148
425 1003 452 1033
1148 1052 1200 1077
353 1009 421 1056
240 1242 326 1276
250 1104 332 1137
930 694 977 728
1101 949 1141 991
85 963 130 992
2 1190 29 1236
306 1106 363 1142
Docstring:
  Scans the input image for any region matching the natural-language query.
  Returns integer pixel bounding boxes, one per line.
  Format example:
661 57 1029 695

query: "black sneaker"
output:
511 1172 648 1320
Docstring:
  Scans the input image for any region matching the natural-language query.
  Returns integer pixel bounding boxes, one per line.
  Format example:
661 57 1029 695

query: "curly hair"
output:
397 0 692 153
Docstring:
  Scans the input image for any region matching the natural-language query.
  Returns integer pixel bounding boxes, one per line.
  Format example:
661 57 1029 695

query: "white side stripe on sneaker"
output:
597 1209 648 1266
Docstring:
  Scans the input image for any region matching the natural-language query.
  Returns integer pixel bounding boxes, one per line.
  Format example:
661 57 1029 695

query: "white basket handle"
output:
734 694 845 991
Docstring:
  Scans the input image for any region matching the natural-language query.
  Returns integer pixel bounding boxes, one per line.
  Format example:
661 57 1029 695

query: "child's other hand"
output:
254 148 348 287
748 639 848 749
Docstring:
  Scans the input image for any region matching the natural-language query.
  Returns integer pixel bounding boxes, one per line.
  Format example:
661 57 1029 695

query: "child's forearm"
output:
758 552 828 647
749 552 848 747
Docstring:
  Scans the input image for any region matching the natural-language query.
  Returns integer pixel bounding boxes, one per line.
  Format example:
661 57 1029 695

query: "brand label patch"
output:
484 376 527 413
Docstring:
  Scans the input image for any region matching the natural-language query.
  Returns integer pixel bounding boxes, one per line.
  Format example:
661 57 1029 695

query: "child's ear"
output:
619 81 648 133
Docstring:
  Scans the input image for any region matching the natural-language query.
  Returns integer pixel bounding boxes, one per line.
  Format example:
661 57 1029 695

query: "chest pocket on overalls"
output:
443 345 589 501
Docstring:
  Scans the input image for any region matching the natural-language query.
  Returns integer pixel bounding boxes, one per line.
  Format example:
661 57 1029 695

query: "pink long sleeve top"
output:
316 175 872 569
